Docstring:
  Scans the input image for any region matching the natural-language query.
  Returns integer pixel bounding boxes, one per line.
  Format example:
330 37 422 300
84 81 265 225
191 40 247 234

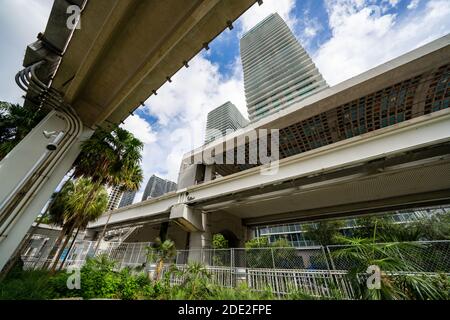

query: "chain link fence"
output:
21 239 151 271
21 239 450 273
19 238 450 298
326 240 450 273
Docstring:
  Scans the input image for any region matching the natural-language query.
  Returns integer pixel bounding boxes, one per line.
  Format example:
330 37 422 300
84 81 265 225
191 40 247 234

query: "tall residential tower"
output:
106 186 123 212
141 175 177 201
118 190 136 208
240 13 328 122
204 101 249 143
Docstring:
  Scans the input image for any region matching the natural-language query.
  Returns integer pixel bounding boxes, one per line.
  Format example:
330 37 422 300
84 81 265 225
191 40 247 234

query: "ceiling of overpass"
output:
39 0 258 128
203 158 450 223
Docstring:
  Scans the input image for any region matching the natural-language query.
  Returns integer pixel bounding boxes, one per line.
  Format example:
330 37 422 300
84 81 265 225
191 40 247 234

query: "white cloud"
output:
0 0 53 104
120 114 157 144
314 0 450 86
388 0 401 6
407 0 421 9
297 9 324 49
137 53 246 185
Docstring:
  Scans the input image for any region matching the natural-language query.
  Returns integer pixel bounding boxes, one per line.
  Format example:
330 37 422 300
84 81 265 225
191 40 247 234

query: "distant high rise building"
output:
106 186 122 211
240 13 328 122
205 101 249 143
118 190 136 208
142 175 177 201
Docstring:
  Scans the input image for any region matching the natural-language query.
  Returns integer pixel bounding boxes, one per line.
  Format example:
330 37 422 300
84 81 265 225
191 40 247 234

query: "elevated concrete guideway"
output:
89 109 450 230
88 37 450 231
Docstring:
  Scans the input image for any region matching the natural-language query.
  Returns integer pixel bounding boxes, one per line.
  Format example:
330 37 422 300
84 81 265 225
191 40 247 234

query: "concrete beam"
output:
49 0 258 128
184 109 450 204
170 204 204 232
243 189 450 226
87 109 450 229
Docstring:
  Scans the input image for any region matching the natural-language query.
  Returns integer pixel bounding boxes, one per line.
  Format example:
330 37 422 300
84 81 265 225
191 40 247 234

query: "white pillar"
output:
0 111 92 270
188 212 211 263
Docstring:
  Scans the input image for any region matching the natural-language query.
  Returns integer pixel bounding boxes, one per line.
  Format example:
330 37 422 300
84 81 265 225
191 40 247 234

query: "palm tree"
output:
332 235 449 299
58 179 109 270
147 237 176 281
71 127 144 253
0 101 47 160
180 262 211 299
41 182 76 269
46 178 108 272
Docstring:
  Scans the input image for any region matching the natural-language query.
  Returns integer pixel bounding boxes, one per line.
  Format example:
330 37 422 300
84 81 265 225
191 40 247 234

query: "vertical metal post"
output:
326 246 336 270
231 248 235 287
271 248 280 294
129 243 136 267
271 248 276 269
136 243 143 265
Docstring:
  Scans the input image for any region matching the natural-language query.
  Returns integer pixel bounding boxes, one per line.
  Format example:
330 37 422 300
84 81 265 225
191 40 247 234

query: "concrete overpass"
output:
87 36 450 249
0 0 259 270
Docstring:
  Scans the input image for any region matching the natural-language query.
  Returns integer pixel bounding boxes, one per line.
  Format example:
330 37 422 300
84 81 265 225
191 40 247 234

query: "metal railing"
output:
20 238 450 298
22 239 450 273
21 239 152 271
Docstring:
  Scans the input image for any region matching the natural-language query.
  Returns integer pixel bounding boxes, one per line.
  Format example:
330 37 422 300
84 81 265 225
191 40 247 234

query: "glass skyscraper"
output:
204 101 249 143
240 13 328 122
141 174 177 201
118 190 136 208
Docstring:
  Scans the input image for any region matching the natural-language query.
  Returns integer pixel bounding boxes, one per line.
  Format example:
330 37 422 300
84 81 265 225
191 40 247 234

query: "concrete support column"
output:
0 111 92 270
159 221 169 242
188 212 211 263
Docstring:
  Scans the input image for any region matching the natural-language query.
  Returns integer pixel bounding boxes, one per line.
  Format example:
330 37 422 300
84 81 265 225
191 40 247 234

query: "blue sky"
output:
0 0 449 202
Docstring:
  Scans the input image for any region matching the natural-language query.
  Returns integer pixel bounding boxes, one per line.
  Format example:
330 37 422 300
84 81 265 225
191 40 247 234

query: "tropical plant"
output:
244 237 300 269
147 237 177 281
71 127 144 252
0 101 48 160
304 220 344 245
245 236 270 248
407 211 450 241
0 269 57 300
45 178 108 271
180 262 211 299
332 235 449 300
209 283 275 300
212 233 229 249
211 234 229 266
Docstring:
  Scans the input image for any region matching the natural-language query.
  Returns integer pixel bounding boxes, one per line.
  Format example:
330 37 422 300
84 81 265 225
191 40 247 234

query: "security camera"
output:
43 131 65 151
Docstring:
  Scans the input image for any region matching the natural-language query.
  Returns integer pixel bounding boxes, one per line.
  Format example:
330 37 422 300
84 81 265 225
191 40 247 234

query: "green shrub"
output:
118 268 143 300
212 234 229 249
0 270 56 300
209 283 276 300
47 271 80 298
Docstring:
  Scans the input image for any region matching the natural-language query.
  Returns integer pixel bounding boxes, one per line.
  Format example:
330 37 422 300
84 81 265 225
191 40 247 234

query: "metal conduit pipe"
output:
16 63 64 109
